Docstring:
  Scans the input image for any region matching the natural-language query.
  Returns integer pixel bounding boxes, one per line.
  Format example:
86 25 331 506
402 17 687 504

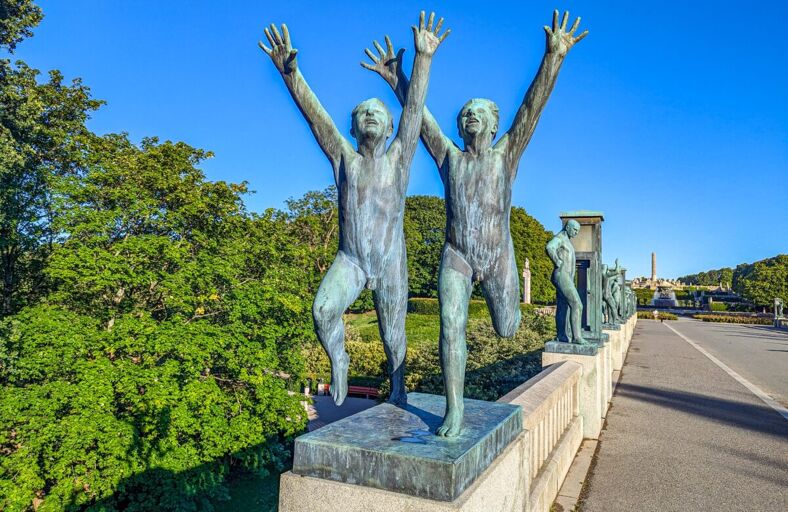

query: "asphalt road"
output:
581 319 788 512
667 317 788 407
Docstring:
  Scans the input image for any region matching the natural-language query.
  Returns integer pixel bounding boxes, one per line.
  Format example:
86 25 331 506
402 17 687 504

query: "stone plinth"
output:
543 344 603 439
279 432 527 512
602 324 623 371
292 392 521 502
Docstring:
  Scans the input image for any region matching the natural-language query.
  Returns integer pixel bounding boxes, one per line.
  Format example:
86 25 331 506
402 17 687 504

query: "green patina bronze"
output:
364 9 588 437
292 392 521 501
547 219 591 345
260 12 449 408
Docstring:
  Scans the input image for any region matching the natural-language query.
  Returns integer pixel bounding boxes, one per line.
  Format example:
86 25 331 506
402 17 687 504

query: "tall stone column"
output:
522 258 532 304
651 252 657 282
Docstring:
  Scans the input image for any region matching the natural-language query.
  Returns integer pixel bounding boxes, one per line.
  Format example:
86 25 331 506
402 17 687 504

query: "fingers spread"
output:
364 47 379 63
385 35 394 53
543 25 552 36
258 41 272 55
552 10 559 30
419 11 425 30
574 30 589 43
270 24 283 44
435 17 444 35
360 61 376 71
569 17 580 35
561 11 569 31
374 40 385 56
439 28 451 42
427 12 435 31
282 23 291 47
264 27 276 48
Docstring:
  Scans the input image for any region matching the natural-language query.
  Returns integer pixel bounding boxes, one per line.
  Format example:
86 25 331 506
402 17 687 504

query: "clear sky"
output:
12 0 787 278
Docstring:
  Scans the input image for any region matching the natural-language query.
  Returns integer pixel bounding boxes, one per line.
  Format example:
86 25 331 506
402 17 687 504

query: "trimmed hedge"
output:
407 297 540 317
692 314 772 325
637 311 678 320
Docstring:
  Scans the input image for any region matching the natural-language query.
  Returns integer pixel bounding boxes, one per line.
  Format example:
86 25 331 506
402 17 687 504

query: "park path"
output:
581 319 788 512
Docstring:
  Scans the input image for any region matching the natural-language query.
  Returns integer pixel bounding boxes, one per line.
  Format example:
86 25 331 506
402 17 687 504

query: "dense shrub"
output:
407 298 542 319
710 302 729 312
692 314 772 325
637 311 678 320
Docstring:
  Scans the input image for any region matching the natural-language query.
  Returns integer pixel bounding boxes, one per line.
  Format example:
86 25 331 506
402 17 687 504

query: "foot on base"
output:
387 390 408 407
330 352 349 406
436 407 463 437
573 336 591 346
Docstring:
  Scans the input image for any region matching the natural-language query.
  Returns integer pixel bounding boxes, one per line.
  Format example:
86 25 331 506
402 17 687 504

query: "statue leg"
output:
312 251 366 406
436 244 473 437
552 271 570 342
374 248 408 407
480 246 521 338
556 272 589 345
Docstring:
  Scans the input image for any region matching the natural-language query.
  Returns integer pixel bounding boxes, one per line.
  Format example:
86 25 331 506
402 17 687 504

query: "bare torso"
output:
442 146 513 277
337 152 406 282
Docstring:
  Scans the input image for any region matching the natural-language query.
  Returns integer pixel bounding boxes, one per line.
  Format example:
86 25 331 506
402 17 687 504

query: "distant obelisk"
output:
651 252 657 282
522 258 532 304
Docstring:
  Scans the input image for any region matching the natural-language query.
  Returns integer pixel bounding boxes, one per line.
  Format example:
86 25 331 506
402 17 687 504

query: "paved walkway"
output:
582 319 788 512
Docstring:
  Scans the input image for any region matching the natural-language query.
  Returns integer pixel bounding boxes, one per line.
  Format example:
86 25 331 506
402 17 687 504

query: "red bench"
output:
326 385 379 399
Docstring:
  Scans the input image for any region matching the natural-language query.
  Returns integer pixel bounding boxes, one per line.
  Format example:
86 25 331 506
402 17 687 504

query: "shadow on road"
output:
617 382 788 440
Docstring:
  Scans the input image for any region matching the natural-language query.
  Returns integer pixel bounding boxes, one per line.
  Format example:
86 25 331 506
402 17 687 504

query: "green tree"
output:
733 255 788 307
1 135 311 511
403 195 445 298
0 2 102 317
509 207 555 303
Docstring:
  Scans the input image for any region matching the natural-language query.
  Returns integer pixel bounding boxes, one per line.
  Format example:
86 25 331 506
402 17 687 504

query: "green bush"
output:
407 298 541 319
637 311 678 320
692 314 772 325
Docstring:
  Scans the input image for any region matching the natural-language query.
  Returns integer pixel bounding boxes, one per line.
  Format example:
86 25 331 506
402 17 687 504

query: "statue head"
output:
350 98 393 145
565 219 580 238
457 98 499 146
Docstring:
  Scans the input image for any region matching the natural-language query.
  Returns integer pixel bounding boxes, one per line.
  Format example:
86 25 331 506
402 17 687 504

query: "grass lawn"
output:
345 299 496 348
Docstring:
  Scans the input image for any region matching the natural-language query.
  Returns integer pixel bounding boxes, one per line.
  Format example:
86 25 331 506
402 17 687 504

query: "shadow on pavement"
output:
617 383 788 440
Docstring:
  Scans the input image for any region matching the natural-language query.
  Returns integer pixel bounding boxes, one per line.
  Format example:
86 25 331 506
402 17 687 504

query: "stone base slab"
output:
279 432 527 512
292 392 521 502
543 350 602 439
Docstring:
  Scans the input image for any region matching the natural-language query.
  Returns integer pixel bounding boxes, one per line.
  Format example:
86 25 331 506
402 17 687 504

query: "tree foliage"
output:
679 255 787 307
0 0 42 52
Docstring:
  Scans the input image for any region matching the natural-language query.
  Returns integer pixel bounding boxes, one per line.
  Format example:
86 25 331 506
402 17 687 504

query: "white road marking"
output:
664 322 788 422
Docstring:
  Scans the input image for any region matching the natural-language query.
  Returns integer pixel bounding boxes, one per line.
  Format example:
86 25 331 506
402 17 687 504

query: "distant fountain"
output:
651 286 678 308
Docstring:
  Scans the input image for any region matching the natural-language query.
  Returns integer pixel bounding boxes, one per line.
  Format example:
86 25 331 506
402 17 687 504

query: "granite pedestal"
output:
291 392 522 502
543 342 603 439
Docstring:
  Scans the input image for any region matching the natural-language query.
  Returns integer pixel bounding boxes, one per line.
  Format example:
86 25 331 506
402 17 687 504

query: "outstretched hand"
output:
361 35 404 86
259 23 298 74
544 10 587 56
412 11 450 56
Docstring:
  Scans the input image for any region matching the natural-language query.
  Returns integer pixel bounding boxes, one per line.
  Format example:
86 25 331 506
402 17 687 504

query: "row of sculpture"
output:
547 221 636 346
261 10 588 436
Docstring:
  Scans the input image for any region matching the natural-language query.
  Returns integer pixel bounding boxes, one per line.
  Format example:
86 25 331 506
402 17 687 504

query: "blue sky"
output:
13 1 787 278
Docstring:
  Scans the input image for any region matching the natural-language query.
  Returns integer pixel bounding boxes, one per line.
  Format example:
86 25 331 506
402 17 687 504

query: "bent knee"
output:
493 309 521 338
312 298 343 326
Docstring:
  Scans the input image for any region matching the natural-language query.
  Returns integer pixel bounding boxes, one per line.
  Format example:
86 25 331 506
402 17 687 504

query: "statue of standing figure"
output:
547 220 590 345
260 12 449 407
363 10 587 436
602 259 622 324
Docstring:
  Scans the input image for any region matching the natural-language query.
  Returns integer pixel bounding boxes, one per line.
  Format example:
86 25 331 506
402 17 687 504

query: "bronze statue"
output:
260 12 449 407
363 10 587 436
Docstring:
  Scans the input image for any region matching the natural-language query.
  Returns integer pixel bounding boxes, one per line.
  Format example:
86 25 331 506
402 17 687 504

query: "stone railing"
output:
499 360 582 512
279 312 639 512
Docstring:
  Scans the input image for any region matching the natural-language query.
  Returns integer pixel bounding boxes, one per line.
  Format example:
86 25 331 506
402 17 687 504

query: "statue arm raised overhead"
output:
381 12 448 182
497 10 587 174
260 23 354 183
362 25 455 181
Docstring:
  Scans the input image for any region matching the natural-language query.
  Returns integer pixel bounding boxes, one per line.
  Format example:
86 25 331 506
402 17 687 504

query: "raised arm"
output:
362 30 455 176
498 10 588 174
387 13 449 175
260 23 354 181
